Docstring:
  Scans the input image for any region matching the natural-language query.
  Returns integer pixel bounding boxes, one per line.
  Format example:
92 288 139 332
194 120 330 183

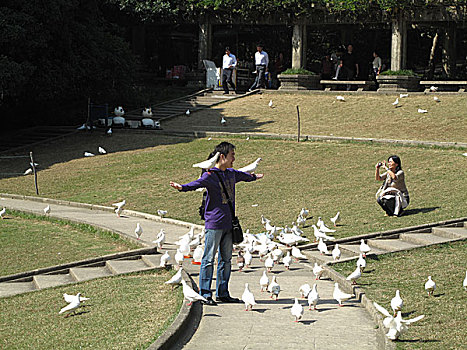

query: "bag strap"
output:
213 171 235 217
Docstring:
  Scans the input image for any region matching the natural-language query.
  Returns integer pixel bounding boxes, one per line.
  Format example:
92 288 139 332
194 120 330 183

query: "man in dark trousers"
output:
340 44 359 90
249 44 269 91
222 47 237 94
170 142 264 305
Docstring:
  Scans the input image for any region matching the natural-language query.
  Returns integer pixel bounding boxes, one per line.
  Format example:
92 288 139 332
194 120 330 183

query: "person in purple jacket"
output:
170 142 264 306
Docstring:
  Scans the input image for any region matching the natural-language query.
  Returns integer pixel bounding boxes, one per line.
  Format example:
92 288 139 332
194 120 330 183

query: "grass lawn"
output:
0 269 183 350
0 210 140 276
332 241 467 349
162 93 467 143
0 134 465 241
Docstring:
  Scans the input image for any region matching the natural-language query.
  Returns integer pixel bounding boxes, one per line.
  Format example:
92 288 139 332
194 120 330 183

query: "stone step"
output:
432 227 467 239
0 281 37 297
105 259 152 275
368 238 421 252
304 248 356 264
339 243 388 256
69 266 113 282
141 254 162 267
400 232 453 246
33 273 76 289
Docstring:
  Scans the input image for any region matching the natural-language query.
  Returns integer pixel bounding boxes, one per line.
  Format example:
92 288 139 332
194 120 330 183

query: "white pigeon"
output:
313 262 324 280
312 225 335 241
84 152 95 157
391 290 403 316
63 293 89 304
282 251 292 269
185 109 190 116
317 238 329 255
265 254 274 272
115 206 123 217
268 99 273 108
260 270 269 292
220 117 226 125
291 298 304 322
238 157 262 173
44 205 51 216
429 85 438 92
425 276 436 295
463 153 467 157
114 106 125 116
333 283 354 306
112 200 126 211
299 283 311 298
107 128 113 135
77 124 87 130
433 96 440 102
373 302 425 340
152 229 165 249
179 242 191 258
160 251 170 267
299 208 310 218
192 245 204 264
242 283 257 311
296 215 306 227
399 93 409 98
346 266 362 285
332 244 341 261
157 209 168 217
142 108 152 118
134 223 143 240
271 247 283 262
244 250 253 268
192 152 220 170
291 223 304 236
330 211 340 227
356 253 367 271
165 268 183 287
24 168 33 175
417 108 428 113
0 207 5 219
291 246 307 261
392 97 399 106
336 95 345 101
317 217 336 233
463 270 467 291
359 239 371 257
59 292 82 317
308 284 319 310
261 214 271 226
268 276 280 300
98 147 107 154
175 249 184 266
181 279 207 305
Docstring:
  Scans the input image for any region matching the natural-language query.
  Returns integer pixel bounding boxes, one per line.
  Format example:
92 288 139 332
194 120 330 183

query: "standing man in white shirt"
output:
249 44 269 91
222 47 237 95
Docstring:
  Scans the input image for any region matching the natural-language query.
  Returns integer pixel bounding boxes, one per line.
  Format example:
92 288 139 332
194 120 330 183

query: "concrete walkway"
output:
0 195 379 349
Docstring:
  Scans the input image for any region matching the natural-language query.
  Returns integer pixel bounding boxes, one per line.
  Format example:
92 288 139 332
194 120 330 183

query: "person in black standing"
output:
222 47 237 94
340 44 359 90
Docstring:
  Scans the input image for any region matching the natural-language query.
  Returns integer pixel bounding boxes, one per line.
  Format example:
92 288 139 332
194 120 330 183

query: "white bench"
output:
320 80 376 92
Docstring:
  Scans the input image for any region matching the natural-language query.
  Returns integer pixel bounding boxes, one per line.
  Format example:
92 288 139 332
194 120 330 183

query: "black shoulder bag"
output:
214 171 244 244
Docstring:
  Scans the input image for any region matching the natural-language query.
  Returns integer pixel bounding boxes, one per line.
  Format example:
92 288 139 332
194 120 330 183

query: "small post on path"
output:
30 151 39 195
296 105 300 142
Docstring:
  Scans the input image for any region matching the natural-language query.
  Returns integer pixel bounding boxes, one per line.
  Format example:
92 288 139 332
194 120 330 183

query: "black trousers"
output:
250 65 266 90
377 195 410 216
222 68 236 93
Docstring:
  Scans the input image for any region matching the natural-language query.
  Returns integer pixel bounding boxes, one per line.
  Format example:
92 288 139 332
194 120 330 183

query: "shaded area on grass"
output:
332 241 467 349
0 269 183 350
0 210 140 276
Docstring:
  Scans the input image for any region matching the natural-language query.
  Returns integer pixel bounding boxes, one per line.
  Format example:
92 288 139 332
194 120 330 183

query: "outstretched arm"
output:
170 181 182 190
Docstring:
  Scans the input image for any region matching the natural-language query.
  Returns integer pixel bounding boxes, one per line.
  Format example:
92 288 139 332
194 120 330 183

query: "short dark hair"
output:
257 43 263 48
225 46 230 52
214 141 236 157
388 155 402 171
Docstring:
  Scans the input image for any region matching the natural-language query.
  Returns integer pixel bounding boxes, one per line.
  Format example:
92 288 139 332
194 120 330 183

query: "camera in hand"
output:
377 162 382 167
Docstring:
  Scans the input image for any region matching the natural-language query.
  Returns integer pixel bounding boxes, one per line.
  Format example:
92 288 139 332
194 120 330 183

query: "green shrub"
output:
280 68 316 75
379 69 418 76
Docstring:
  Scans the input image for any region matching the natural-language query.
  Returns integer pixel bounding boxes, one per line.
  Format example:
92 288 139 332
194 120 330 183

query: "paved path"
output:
1 196 379 349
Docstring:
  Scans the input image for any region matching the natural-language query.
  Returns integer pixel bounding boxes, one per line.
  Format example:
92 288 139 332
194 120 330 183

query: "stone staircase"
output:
0 248 168 298
124 89 256 123
303 220 467 265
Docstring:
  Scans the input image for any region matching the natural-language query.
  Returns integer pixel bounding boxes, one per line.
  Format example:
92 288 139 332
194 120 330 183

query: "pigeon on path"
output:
134 223 143 240
175 249 184 266
192 245 203 264
181 279 207 306
357 253 367 271
160 251 171 267
153 229 165 249
299 284 311 299
332 244 341 261
318 238 329 255
0 207 5 219
165 268 183 288
291 298 304 322
346 266 362 285
282 251 292 269
308 284 319 310
59 292 82 317
425 276 436 295
238 157 262 174
244 250 253 268
333 283 354 306
236 251 245 271
112 200 126 217
242 283 257 311
44 205 51 216
313 262 324 280
265 254 274 272
192 152 220 170
291 246 307 261
268 276 281 300
391 290 403 316
260 270 269 292
359 239 371 257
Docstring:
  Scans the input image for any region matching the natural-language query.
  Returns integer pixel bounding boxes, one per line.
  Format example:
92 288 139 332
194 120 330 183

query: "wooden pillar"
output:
292 23 307 69
198 19 212 69
442 24 457 78
390 12 407 71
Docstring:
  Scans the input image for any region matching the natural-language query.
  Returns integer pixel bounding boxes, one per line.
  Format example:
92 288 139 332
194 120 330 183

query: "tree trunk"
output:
427 30 439 80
